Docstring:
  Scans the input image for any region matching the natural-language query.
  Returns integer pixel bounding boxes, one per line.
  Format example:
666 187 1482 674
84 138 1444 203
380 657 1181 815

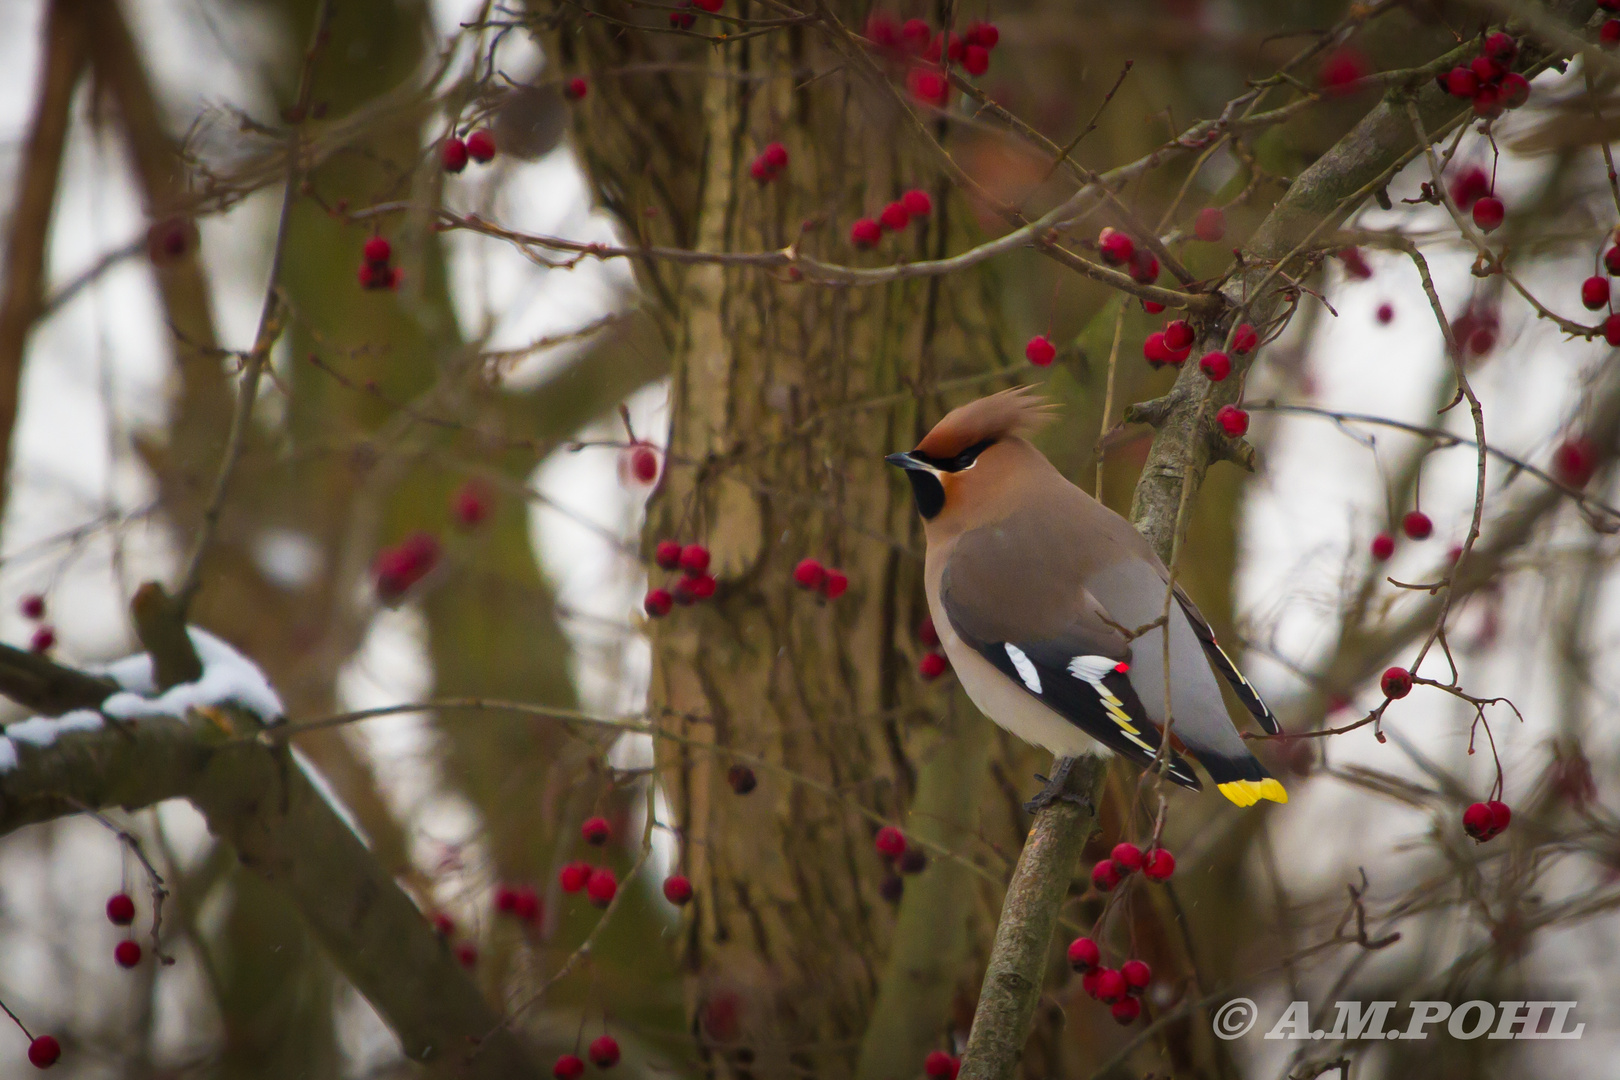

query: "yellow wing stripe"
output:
1217 778 1289 807
1097 690 1156 753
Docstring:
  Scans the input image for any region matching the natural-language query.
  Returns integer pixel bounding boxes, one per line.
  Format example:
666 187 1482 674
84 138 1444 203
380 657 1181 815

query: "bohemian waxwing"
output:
886 386 1286 808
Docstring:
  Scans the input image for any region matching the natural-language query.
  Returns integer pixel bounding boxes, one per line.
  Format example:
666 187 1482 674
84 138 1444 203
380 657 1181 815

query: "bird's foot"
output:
1024 756 1091 815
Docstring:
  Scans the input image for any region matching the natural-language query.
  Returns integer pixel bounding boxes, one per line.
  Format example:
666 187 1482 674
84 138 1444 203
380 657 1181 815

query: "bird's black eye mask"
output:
909 438 996 473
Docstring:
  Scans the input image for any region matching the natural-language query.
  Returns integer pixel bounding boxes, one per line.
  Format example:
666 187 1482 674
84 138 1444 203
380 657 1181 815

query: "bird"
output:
886 386 1286 809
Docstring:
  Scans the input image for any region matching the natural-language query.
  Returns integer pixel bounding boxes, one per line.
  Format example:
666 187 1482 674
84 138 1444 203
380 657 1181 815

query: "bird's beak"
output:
885 451 927 471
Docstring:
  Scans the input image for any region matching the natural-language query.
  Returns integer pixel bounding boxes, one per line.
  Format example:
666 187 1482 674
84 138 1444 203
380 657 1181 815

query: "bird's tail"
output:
1196 750 1288 807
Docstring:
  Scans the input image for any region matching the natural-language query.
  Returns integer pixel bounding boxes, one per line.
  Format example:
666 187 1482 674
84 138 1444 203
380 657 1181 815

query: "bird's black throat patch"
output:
905 469 945 519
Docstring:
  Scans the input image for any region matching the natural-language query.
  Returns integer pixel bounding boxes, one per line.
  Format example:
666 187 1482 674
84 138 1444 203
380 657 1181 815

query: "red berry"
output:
793 557 826 589
626 444 659 485
1470 55 1506 84
27 1036 60 1069
114 940 142 968
924 1051 954 1079
874 826 907 859
1092 967 1127 1003
1483 32 1518 63
1129 250 1160 285
644 588 674 618
466 129 496 163
1376 302 1395 325
441 137 469 173
850 218 883 249
589 1035 622 1068
357 262 383 289
1121 958 1152 991
564 78 588 101
669 7 695 29
586 867 618 907
1554 437 1599 486
1090 859 1121 892
901 189 933 218
1402 510 1433 540
559 861 591 893
820 569 849 599
494 884 519 913
1231 323 1258 355
1500 72 1530 109
1067 936 1101 971
1110 996 1142 1024
454 941 478 968
750 156 773 182
678 543 711 575
962 44 990 76
1162 320 1194 351
363 236 392 265
1370 532 1395 561
1319 47 1369 94
1215 405 1248 438
106 892 136 926
694 0 722 10
1097 228 1134 266
1193 207 1226 242
1607 246 1620 277
452 480 492 527
663 874 693 905
1472 196 1505 232
1110 842 1143 871
727 763 758 794
1142 848 1175 881
582 816 611 845
918 651 949 680
1199 351 1231 382
512 886 540 923
1486 799 1512 835
20 594 44 620
761 141 788 171
967 21 999 48
880 201 911 231
907 69 950 107
1025 335 1057 366
1339 247 1373 280
432 912 455 937
29 626 54 653
1142 332 1171 368
1583 276 1612 311
654 539 682 570
1449 166 1492 209
1444 66 1479 98
900 18 931 52
1472 84 1504 119
685 573 717 600
917 616 940 646
554 1054 586 1080
1462 801 1495 841
1606 314 1620 348
1381 666 1413 699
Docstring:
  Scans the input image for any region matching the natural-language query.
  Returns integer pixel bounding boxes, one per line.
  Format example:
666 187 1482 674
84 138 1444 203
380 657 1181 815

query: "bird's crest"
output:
914 386 1057 457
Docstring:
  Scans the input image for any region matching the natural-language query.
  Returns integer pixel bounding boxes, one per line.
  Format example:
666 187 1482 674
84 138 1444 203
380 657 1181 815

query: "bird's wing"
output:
1170 584 1281 735
940 534 1201 789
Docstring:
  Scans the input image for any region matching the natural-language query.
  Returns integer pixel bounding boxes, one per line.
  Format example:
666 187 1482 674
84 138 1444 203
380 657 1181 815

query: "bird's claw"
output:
1023 756 1092 815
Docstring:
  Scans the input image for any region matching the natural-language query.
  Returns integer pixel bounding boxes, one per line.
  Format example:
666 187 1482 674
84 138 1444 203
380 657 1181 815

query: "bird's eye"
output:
949 439 995 471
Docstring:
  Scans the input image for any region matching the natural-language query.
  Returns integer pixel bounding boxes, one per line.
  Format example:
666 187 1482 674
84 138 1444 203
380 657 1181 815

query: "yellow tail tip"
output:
1217 778 1289 807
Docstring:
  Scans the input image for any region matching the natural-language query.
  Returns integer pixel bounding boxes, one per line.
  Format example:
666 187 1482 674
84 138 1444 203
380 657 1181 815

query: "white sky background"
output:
0 0 1617 1075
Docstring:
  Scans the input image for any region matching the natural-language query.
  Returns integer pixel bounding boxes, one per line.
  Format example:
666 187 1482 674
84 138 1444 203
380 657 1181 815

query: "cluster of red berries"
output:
645 541 718 617
441 129 496 174
1097 228 1160 285
749 141 788 183
850 189 935 249
555 817 624 907
1462 799 1512 842
668 0 723 28
873 826 928 900
105 892 143 970
1578 236 1620 347
923 1050 962 1079
1090 842 1174 892
792 556 850 599
374 532 442 602
357 235 401 291
916 616 950 681
494 882 543 925
553 1035 622 1080
1436 34 1529 120
1067 937 1153 1024
20 594 53 654
1369 509 1434 561
864 13 1001 106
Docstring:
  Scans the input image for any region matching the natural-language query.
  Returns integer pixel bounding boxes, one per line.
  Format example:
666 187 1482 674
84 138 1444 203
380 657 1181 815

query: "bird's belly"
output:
936 622 1105 761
